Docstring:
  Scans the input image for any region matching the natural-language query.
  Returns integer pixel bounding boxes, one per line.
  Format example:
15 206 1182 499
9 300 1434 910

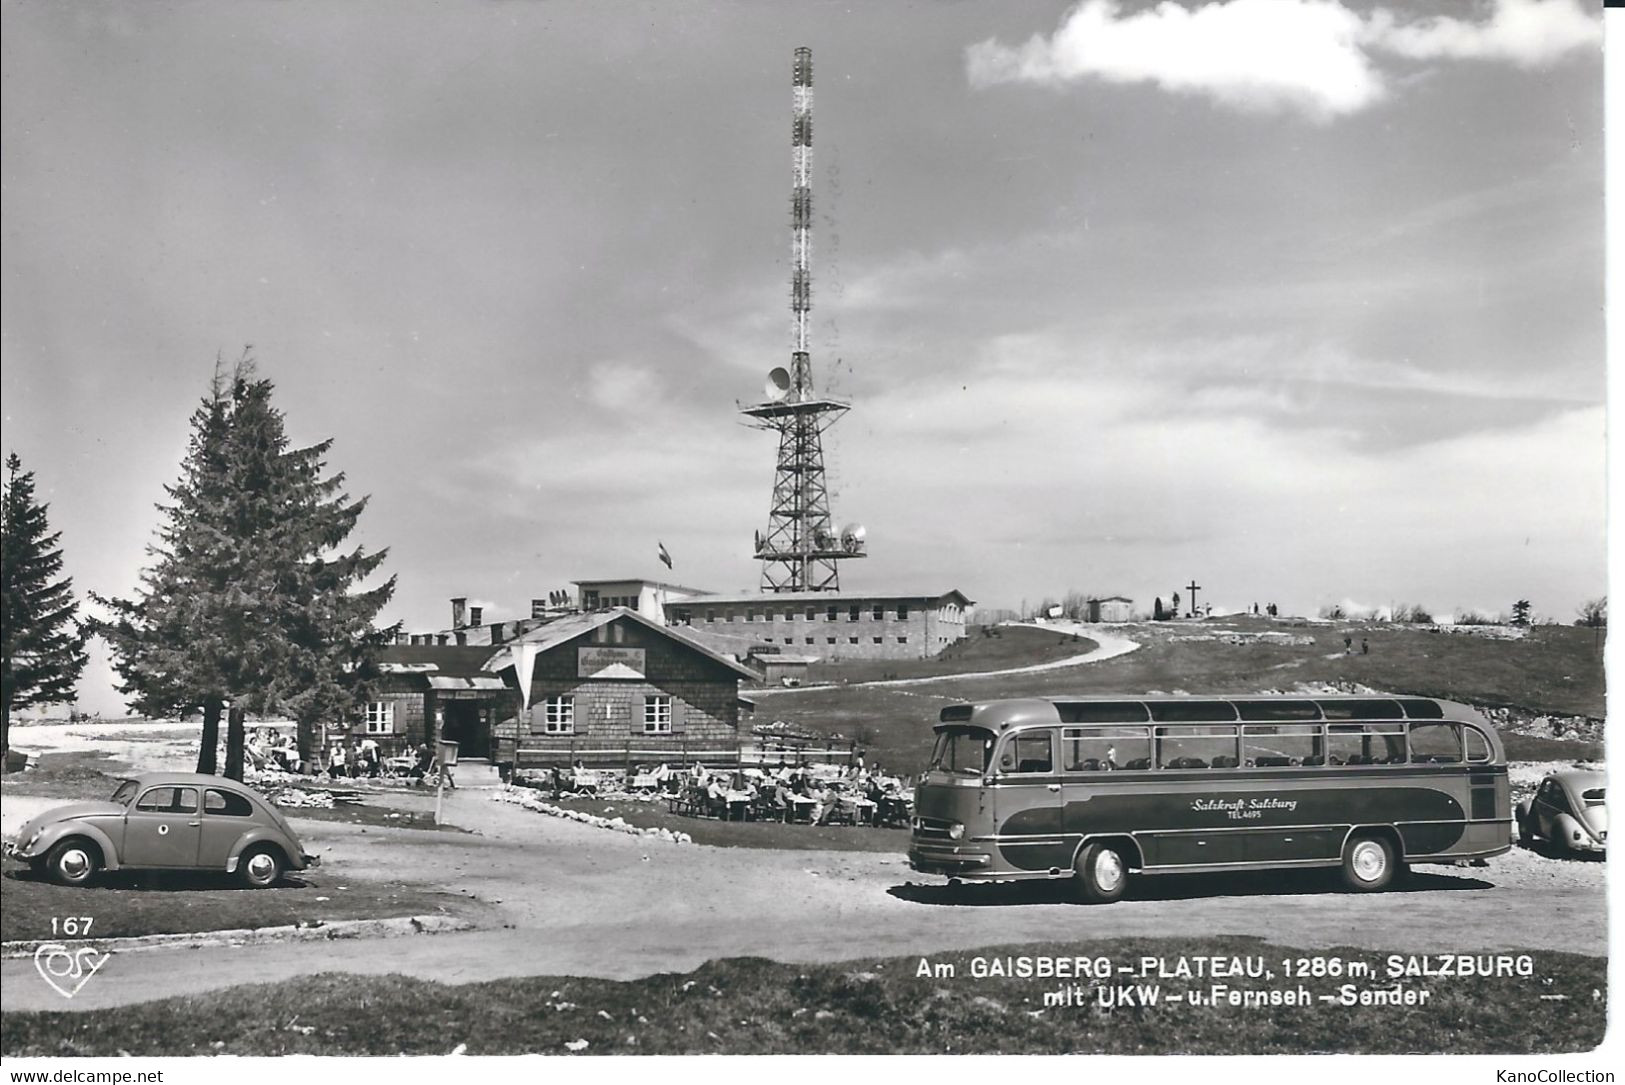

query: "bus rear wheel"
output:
1073 842 1129 904
1341 833 1396 892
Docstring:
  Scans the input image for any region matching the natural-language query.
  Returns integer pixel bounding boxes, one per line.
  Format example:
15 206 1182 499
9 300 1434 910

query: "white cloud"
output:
586 362 661 412
967 0 1599 120
1364 0 1601 66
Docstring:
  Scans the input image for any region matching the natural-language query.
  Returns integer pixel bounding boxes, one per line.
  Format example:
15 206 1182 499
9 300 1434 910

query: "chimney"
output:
469 605 484 627
451 597 467 630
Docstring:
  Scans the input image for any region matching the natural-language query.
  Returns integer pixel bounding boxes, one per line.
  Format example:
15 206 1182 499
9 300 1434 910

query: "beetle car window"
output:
205 789 254 817
136 786 198 813
135 787 176 812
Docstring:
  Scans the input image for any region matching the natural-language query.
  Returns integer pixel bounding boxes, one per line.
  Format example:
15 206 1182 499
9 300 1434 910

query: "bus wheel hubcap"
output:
60 850 89 878
1353 842 1385 880
247 854 276 881
1094 850 1124 890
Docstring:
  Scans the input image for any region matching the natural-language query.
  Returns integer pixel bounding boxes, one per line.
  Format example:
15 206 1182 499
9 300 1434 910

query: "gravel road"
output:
0 786 1605 1014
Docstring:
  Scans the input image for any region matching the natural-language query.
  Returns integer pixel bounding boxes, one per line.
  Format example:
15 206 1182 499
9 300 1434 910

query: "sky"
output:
0 0 1605 712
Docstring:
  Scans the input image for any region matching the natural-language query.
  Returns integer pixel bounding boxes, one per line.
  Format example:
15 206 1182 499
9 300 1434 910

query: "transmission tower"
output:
741 46 865 593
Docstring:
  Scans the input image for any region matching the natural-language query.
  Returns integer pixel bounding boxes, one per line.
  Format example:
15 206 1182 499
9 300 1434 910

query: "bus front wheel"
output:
1341 833 1396 892
1073 842 1129 904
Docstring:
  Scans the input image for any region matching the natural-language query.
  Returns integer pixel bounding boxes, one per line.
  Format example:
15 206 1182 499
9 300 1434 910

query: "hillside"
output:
758 618 1606 774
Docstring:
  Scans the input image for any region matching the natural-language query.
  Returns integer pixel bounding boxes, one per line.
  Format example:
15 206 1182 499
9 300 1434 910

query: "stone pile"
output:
491 788 692 844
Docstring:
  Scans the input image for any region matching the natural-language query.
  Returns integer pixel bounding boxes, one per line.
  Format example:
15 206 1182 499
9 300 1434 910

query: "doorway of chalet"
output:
440 700 495 762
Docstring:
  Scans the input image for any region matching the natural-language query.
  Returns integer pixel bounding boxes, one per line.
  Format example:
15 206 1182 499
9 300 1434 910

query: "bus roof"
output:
936 695 1491 732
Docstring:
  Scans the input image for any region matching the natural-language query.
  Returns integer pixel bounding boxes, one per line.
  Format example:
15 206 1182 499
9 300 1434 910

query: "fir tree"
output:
97 357 396 778
95 366 237 772
211 370 396 775
2 453 90 760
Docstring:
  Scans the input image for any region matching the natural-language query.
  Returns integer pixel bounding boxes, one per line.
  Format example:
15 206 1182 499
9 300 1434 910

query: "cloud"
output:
1363 0 1601 66
967 0 1599 120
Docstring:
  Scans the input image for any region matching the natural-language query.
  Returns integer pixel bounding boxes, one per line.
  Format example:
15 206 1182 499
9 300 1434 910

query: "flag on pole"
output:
658 541 673 569
512 643 540 713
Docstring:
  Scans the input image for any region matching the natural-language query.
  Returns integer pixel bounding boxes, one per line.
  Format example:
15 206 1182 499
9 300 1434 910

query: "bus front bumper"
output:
908 842 993 876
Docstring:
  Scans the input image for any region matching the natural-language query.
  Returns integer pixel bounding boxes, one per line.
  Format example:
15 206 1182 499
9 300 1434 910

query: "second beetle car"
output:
4 772 320 888
1516 769 1607 855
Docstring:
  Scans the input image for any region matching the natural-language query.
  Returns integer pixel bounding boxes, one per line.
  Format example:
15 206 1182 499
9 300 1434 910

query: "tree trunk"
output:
297 715 318 769
0 697 11 768
225 703 246 781
197 698 221 774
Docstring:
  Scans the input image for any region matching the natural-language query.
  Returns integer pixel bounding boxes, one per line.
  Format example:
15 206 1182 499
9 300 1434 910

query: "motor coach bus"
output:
907 695 1511 903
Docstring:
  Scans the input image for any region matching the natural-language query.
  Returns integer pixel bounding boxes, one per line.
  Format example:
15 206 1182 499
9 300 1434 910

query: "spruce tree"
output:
96 368 237 772
211 371 396 775
1 453 90 760
98 357 396 778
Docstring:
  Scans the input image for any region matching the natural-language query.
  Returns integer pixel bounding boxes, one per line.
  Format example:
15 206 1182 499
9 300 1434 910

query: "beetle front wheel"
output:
45 839 100 888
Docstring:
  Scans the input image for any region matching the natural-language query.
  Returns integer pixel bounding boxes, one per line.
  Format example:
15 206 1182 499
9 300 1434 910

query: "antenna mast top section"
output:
790 46 814 397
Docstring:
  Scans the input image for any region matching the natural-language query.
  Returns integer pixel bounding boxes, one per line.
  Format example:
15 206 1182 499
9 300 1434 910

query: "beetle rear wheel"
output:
45 839 100 887
238 846 284 889
1073 842 1129 904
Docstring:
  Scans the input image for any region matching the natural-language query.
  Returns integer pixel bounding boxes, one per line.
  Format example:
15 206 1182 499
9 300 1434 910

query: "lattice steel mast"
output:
741 47 864 593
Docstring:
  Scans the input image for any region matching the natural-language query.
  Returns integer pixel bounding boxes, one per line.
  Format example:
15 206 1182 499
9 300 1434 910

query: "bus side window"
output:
1463 727 1491 763
1328 724 1404 765
1005 732 1054 774
1062 727 1151 771
1242 724 1322 767
1408 723 1462 764
1155 725 1237 770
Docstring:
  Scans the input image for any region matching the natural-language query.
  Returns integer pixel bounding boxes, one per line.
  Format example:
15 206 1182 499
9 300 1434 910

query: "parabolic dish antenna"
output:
764 367 792 402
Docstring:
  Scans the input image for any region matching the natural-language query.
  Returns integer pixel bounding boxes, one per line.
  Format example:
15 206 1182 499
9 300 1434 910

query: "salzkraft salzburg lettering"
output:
1190 797 1299 820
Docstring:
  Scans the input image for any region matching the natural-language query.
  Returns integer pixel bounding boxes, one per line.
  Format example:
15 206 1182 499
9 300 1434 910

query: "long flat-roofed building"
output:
668 589 973 661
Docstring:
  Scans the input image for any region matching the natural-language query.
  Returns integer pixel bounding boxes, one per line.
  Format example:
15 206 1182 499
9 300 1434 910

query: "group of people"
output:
673 761 912 826
245 728 453 786
246 729 302 774
324 737 384 779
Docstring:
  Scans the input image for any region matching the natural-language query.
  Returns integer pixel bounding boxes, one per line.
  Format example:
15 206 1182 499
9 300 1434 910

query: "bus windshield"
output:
930 727 994 777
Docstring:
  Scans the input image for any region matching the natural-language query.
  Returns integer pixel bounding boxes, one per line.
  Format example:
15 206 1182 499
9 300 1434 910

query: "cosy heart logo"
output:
34 942 111 999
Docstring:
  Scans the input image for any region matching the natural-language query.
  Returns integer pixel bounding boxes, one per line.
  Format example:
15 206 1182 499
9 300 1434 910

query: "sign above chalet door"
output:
578 646 646 680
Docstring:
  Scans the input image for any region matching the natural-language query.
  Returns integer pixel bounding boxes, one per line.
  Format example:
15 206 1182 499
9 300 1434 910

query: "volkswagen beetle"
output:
4 772 320 888
1516 769 1607 855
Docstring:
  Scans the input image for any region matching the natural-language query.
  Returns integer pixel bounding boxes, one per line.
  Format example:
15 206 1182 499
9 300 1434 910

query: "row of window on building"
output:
360 696 676 736
533 694 670 735
691 603 915 624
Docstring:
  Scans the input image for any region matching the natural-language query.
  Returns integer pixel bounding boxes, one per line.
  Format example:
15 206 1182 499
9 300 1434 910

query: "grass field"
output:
801 625 1097 684
0 936 1603 1055
0 860 476 942
763 619 1606 772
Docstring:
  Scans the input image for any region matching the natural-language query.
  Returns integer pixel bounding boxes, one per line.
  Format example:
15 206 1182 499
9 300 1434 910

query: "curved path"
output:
753 622 1141 697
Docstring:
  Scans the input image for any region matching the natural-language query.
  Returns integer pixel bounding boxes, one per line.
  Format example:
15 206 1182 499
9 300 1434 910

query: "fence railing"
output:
513 737 857 773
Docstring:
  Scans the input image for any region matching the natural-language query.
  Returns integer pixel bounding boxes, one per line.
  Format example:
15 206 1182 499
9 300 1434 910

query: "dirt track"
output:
0 788 1605 1013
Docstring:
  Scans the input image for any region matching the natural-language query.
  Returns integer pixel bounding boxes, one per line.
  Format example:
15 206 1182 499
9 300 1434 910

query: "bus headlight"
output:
947 822 965 840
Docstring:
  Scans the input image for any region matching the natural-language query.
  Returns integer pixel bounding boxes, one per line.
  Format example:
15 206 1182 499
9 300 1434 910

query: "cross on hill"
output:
1185 580 1202 617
